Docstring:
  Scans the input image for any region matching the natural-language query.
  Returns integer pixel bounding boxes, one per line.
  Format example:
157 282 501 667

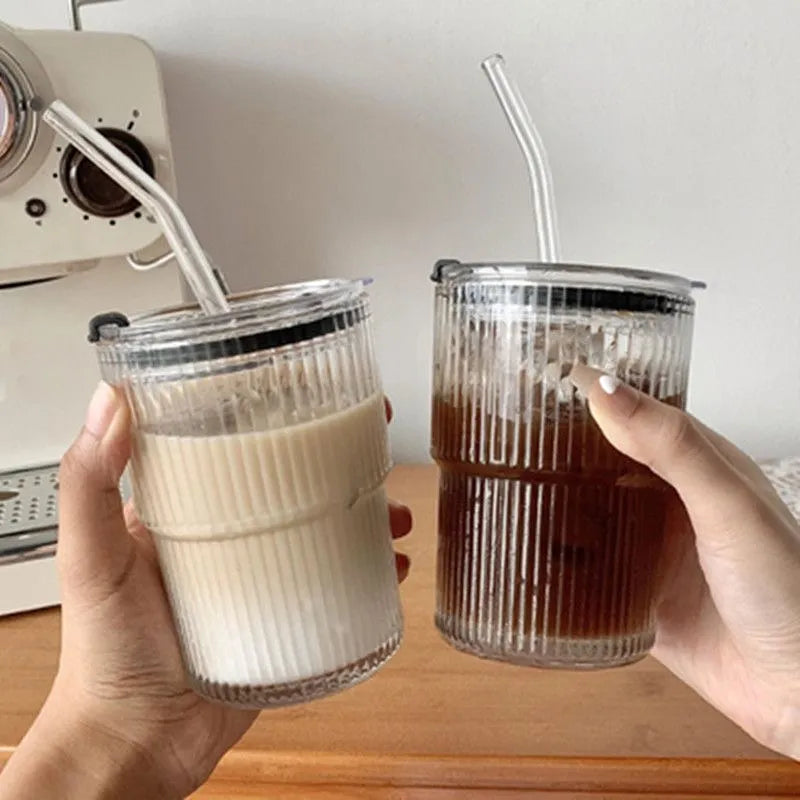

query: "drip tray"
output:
0 464 59 565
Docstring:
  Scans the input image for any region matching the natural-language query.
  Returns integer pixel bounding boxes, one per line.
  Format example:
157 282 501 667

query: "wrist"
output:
1 689 180 800
51 705 177 799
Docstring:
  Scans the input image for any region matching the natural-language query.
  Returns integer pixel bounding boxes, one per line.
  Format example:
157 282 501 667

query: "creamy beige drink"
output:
91 280 402 707
131 393 398 689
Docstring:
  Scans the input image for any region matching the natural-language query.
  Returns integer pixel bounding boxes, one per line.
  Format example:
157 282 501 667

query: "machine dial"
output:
0 32 52 192
0 73 16 163
59 128 154 218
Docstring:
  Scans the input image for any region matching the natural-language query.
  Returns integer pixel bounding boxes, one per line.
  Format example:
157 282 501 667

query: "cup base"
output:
189 629 402 709
436 616 652 670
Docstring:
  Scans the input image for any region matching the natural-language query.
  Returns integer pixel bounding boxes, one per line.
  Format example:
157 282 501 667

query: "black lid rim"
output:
127 278 365 330
89 279 369 368
95 306 368 369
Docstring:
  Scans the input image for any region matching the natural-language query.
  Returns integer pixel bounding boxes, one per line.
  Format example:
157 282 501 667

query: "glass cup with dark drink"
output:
430 261 703 669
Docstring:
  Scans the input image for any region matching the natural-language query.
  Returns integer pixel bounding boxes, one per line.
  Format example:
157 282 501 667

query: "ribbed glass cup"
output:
431 261 701 669
92 280 403 707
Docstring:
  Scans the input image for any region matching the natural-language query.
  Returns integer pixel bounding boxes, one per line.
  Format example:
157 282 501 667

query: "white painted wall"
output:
3 0 800 462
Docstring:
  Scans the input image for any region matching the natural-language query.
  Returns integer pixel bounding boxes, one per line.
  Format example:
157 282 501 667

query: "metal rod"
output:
127 251 231 296
69 0 124 33
127 250 176 271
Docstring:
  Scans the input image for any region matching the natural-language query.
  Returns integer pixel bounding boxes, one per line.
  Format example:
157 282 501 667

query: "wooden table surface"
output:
0 464 797 798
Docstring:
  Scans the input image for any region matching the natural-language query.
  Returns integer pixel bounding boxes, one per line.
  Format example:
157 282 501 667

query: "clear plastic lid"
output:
89 279 368 369
431 260 705 313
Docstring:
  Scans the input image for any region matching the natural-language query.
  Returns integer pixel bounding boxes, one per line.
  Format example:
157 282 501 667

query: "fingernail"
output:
568 364 605 397
599 374 620 395
85 382 119 439
395 552 411 583
389 502 413 538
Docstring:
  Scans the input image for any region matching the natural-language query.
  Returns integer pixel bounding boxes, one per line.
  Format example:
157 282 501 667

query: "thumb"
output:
57 382 134 599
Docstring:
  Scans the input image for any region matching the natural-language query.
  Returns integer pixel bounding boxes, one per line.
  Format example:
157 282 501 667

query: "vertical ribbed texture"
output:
95 288 402 706
432 280 695 668
129 392 402 704
130 393 390 536
155 488 401 695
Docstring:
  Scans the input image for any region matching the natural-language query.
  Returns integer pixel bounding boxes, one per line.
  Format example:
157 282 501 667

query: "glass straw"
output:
43 100 230 315
481 54 561 263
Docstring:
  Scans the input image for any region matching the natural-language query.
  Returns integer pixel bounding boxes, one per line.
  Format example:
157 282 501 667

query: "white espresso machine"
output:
0 0 183 615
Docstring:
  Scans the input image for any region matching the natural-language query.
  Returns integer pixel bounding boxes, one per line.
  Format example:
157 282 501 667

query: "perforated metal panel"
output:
0 464 58 564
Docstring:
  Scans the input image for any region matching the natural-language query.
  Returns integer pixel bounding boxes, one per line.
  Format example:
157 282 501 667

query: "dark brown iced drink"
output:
430 261 701 668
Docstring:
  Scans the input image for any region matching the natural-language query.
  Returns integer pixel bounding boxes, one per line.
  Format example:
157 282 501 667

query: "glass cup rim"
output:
431 260 706 297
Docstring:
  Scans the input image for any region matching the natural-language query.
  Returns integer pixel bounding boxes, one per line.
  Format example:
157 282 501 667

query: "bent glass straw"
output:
481 54 562 263
43 100 230 315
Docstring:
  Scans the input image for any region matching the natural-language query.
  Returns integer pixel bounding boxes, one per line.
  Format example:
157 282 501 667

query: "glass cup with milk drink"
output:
430 260 702 669
89 279 403 707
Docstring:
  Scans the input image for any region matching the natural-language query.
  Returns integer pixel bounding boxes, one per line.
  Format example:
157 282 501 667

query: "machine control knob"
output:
59 128 154 218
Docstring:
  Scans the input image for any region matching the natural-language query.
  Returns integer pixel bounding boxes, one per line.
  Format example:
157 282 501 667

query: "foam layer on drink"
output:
130 392 402 688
